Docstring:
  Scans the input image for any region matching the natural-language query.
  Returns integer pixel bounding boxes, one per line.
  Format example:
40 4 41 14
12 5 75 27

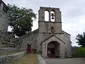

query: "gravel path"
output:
45 58 85 64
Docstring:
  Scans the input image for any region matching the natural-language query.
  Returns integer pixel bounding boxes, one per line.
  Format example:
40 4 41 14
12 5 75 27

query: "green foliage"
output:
72 47 85 57
7 4 36 36
76 32 85 47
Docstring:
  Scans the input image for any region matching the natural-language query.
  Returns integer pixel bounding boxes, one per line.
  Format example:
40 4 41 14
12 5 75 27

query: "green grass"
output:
8 54 38 64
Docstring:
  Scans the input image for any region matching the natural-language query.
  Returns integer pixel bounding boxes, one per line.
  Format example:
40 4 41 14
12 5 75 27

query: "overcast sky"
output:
3 0 85 46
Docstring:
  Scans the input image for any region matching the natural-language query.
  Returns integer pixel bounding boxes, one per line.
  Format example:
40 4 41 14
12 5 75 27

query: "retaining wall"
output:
0 51 25 64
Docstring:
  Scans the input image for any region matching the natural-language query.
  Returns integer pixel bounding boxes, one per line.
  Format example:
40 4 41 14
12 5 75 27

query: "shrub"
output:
72 47 85 58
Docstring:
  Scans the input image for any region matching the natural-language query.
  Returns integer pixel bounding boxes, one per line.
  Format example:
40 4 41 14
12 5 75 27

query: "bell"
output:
51 13 55 19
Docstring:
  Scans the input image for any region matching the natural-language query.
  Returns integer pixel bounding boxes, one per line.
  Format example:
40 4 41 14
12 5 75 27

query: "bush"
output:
72 47 85 58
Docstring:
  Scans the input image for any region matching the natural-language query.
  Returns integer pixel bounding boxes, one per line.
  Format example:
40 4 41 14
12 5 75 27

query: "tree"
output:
8 4 36 37
76 32 85 47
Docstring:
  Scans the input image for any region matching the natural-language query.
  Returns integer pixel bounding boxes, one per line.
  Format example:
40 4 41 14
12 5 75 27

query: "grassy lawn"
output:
8 54 38 64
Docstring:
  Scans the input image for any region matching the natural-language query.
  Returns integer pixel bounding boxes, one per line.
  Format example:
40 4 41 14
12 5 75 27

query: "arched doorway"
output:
27 44 31 53
47 41 60 58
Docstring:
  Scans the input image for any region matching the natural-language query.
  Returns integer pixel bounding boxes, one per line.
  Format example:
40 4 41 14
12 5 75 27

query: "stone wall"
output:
0 51 25 64
0 10 9 32
0 48 17 53
20 29 38 50
0 31 18 48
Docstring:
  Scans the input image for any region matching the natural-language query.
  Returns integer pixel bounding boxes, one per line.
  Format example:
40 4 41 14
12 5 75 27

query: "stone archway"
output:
42 36 65 58
47 41 60 58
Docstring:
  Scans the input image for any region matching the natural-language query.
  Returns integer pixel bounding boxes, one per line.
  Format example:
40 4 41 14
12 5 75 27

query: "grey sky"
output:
3 0 85 46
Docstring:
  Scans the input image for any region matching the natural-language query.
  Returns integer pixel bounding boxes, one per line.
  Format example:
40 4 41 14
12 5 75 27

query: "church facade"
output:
20 7 72 58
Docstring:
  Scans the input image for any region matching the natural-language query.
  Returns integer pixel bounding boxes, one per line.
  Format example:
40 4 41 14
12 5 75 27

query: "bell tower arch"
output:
38 7 62 34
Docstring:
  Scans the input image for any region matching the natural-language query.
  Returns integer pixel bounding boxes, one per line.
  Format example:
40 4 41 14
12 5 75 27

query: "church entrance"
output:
47 41 60 58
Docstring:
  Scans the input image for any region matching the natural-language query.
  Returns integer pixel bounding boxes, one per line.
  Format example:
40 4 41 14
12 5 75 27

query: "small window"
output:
51 27 55 33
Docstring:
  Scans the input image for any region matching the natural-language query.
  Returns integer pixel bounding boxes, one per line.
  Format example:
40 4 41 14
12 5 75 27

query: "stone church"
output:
20 7 72 58
0 0 72 58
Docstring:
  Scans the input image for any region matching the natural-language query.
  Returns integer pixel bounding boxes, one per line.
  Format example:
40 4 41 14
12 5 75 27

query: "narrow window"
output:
45 10 49 21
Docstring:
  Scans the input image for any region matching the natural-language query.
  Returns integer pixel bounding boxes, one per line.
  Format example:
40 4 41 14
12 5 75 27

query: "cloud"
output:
62 0 85 18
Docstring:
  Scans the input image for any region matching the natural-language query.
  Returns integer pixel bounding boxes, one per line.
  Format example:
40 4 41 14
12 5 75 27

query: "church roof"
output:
62 30 71 36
